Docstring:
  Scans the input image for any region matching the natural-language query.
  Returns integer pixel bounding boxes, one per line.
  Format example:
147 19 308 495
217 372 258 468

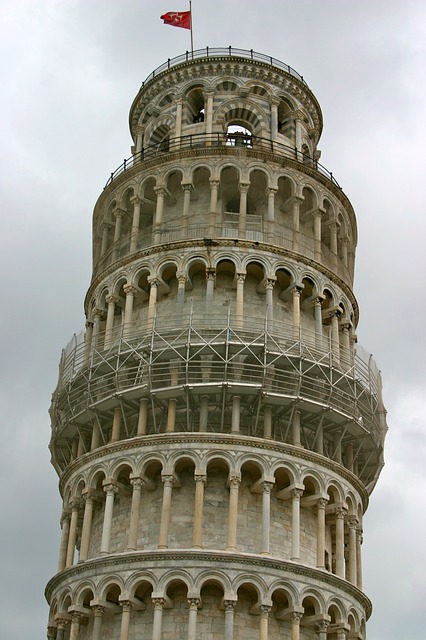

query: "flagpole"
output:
190 0 194 57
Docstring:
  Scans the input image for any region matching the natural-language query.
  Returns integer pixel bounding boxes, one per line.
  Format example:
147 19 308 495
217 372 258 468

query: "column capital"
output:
152 597 165 610
194 474 207 484
312 295 325 306
335 505 347 519
113 207 125 219
105 294 120 306
69 497 82 510
259 604 271 617
91 604 106 615
130 477 144 490
262 481 274 494
347 515 359 529
85 320 94 330
269 96 281 108
177 273 187 286
317 497 328 509
182 182 193 193
102 482 118 496
120 600 133 612
239 182 250 193
206 268 216 281
161 474 175 487
187 598 201 610
228 474 241 488
316 620 330 632
209 178 220 188
291 487 304 500
101 220 113 230
264 277 276 290
224 599 236 611
266 186 278 196
60 510 71 525
123 284 139 296
82 488 97 502
93 307 104 319
236 271 246 284
130 195 143 206
147 276 161 287
55 616 70 630
154 185 167 197
291 284 303 295
290 610 303 623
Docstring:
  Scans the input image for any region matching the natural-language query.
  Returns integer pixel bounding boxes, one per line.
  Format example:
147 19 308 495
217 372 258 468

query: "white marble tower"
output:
46 48 387 640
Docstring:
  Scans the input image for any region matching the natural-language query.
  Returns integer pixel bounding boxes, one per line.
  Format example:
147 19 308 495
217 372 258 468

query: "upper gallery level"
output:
91 48 357 288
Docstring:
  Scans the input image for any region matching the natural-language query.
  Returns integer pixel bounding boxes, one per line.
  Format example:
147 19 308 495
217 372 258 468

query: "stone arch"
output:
327 599 346 624
126 572 158 596
326 480 344 505
195 570 231 594
215 78 241 92
110 459 134 483
215 98 268 135
185 84 206 124
300 590 325 615
86 465 108 491
74 582 96 607
233 578 268 638
145 114 175 149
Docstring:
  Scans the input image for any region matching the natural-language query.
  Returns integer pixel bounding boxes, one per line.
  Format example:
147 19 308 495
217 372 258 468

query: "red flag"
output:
160 11 191 30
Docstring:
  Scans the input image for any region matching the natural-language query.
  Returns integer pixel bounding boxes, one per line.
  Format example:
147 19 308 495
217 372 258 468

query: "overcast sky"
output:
0 1 425 638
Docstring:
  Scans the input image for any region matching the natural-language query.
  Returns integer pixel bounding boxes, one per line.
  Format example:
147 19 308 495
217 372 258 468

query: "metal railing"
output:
104 133 340 189
140 47 306 89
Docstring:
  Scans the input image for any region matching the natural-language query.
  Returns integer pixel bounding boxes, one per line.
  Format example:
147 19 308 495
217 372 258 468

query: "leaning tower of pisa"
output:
46 48 387 640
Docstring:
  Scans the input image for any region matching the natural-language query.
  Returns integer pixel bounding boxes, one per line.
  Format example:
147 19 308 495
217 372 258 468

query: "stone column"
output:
209 179 220 234
261 482 273 555
292 196 302 252
259 605 271 640
187 598 200 640
100 221 112 256
290 611 302 640
238 183 249 236
265 278 275 325
341 237 349 268
313 296 324 350
330 311 341 364
329 221 339 270
263 405 272 439
205 268 215 317
137 398 149 435
112 208 124 261
270 97 280 141
182 183 193 235
335 507 346 578
130 196 142 252
266 187 277 241
153 187 166 244
84 320 94 365
58 510 71 572
205 92 214 137
315 416 324 455
224 600 236 640
119 601 133 640
291 488 303 561
123 284 138 337
199 395 209 432
100 483 118 555
313 209 323 262
177 273 187 314
91 605 105 640
158 475 174 548
316 620 329 640
104 295 120 350
92 308 103 350
340 322 351 366
135 124 144 157
55 618 68 640
294 111 303 155
151 598 165 640
231 395 240 433
47 624 56 639
109 406 121 443
292 286 302 340
193 474 206 548
147 277 159 328
235 272 245 329
316 498 328 568
174 97 184 145
65 499 80 568
292 409 302 447
79 490 96 562
69 612 83 640
226 475 240 551
127 478 144 550
347 517 358 585
356 527 363 589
